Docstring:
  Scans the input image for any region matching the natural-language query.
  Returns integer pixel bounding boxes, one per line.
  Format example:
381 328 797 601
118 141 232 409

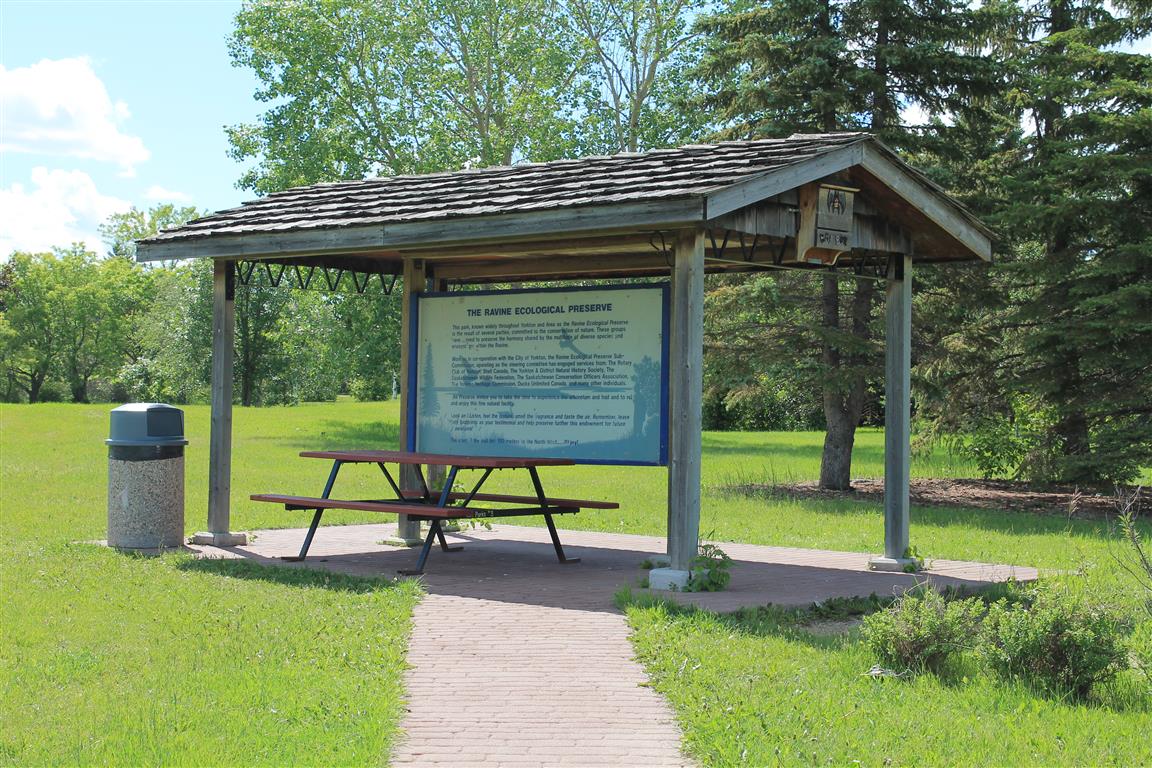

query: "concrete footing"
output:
381 535 425 548
190 531 249 547
868 556 916 572
648 567 690 591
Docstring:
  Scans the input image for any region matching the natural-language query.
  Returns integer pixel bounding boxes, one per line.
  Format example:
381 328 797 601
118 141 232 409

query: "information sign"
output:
411 284 669 465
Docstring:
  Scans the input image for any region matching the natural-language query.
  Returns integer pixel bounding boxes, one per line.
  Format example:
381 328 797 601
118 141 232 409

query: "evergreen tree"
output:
996 0 1150 481
918 0 1151 483
691 0 996 488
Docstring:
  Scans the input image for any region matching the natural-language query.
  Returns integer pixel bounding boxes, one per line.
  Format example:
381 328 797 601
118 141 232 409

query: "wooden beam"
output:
208 259 235 535
408 233 660 261
859 144 993 262
705 142 866 219
853 215 912 254
711 201 796 239
434 253 673 280
136 199 705 263
666 228 705 573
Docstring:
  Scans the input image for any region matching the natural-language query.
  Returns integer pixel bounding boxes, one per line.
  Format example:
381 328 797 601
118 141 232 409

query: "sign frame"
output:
407 282 671 466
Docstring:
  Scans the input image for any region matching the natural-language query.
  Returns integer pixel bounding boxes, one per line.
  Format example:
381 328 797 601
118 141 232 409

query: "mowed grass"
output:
3 401 1150 766
1 402 420 766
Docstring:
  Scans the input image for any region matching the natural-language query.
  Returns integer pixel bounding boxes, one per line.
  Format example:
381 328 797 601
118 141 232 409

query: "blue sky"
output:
1 0 261 255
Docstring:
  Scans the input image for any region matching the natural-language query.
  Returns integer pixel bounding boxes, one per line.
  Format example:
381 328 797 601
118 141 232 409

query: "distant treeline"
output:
1 218 402 409
3 0 1149 487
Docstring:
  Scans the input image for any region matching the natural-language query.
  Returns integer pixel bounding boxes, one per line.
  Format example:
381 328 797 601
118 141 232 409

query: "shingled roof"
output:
138 132 992 264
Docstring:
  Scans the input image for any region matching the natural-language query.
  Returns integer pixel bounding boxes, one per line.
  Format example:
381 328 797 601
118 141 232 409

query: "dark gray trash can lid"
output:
106 403 189 447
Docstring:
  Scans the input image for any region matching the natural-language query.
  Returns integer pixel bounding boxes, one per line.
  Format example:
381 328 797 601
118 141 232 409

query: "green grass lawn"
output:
1 402 421 766
624 599 1151 767
2 401 1149 766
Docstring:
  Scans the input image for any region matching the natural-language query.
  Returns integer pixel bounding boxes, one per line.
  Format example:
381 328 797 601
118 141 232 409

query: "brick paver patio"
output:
189 523 1036 767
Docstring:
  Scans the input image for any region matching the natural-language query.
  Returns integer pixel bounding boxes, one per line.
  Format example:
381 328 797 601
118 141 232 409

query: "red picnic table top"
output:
299 450 576 469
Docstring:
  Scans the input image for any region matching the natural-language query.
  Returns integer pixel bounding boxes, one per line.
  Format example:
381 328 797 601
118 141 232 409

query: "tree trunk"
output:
70 379 88 403
237 289 255 407
819 276 850 488
1052 347 1094 482
871 17 890 132
27 372 44 404
819 276 875 490
821 402 859 489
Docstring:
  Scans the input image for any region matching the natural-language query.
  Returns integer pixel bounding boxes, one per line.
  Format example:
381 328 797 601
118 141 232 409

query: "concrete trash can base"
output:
106 404 188 551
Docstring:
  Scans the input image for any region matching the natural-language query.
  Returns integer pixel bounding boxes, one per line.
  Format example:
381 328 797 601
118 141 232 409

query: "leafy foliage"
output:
227 0 702 193
99 204 202 262
917 0 1152 484
688 0 999 489
568 0 708 153
0 247 148 403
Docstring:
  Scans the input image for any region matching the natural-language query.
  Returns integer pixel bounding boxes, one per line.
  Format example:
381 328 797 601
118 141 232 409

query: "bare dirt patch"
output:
731 478 1145 520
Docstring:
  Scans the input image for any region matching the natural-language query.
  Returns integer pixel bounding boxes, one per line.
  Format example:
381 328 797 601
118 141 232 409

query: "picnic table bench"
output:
250 450 618 575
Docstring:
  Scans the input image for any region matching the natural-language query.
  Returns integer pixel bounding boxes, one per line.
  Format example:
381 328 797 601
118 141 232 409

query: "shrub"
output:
349 375 394 402
1130 620 1152 691
861 587 983 672
980 588 1129 699
35 381 69 403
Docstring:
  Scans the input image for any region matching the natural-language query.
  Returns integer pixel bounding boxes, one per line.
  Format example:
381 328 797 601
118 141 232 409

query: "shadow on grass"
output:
718 484 1137 542
177 555 410 593
246 420 402 451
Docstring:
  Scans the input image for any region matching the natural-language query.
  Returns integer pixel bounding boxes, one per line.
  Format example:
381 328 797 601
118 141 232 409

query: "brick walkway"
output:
189 524 1036 767
394 595 690 766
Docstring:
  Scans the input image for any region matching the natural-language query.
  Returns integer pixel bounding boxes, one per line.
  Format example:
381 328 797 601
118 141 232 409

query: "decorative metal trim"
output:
322 267 344 291
264 263 286 287
236 261 256 286
292 264 316 290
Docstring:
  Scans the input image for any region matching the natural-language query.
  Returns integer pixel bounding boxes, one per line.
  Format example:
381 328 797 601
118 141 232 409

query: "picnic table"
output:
251 450 619 575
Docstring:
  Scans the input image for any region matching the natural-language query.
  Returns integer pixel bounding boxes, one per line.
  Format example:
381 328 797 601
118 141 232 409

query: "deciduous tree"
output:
569 0 707 152
228 0 586 192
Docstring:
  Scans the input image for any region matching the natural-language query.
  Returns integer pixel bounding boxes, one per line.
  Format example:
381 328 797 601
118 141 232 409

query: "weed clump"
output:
861 587 983 672
685 543 734 592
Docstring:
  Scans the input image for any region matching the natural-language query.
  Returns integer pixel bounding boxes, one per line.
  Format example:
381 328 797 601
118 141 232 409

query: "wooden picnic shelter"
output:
137 132 993 583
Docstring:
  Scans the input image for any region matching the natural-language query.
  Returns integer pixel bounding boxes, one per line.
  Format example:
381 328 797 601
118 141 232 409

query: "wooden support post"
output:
386 257 426 546
871 254 912 570
192 260 247 546
651 228 705 590
424 265 455 529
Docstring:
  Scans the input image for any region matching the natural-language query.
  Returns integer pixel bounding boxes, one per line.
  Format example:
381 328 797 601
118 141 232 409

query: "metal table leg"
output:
282 460 342 562
530 467 580 564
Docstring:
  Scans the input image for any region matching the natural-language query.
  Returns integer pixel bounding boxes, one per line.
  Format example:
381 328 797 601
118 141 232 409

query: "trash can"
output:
106 403 188 550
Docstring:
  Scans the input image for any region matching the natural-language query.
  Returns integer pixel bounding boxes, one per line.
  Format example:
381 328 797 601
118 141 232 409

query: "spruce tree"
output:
997 0 1152 482
691 0 995 489
918 0 1151 483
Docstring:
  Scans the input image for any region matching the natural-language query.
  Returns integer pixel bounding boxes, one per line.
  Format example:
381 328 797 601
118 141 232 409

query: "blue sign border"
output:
407 282 671 466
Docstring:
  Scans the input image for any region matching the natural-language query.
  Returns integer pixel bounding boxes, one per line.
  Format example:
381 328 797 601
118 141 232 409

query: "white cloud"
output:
0 57 150 175
0 167 131 256
144 184 193 203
